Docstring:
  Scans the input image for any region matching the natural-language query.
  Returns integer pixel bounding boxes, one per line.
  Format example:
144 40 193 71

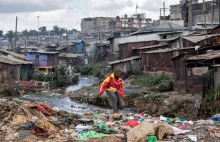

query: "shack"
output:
184 50 220 93
108 56 141 74
142 47 195 77
0 55 32 83
59 53 86 66
118 41 156 58
182 34 220 47
26 51 59 74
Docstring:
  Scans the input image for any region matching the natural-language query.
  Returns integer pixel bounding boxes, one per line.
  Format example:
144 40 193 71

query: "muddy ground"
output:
66 86 200 120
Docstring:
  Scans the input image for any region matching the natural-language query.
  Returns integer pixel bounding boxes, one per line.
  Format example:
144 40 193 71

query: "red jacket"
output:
99 73 125 98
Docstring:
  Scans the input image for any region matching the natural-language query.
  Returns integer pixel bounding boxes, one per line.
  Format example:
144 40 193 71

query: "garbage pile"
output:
0 97 220 142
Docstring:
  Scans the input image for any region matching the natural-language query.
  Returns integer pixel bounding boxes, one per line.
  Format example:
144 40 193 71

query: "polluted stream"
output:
19 76 133 115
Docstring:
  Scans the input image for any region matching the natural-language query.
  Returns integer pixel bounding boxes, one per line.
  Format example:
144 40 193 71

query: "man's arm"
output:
99 76 110 95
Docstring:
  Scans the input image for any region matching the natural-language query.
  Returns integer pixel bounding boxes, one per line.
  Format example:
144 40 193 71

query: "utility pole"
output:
211 0 214 27
203 0 208 40
219 0 220 24
136 4 138 15
163 2 166 20
188 0 193 29
14 16 18 49
37 16 39 44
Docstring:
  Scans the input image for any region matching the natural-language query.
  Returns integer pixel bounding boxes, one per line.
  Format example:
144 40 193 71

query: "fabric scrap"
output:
79 131 110 140
127 122 155 142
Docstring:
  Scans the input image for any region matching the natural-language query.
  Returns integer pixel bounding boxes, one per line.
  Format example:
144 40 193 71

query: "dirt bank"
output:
66 86 200 120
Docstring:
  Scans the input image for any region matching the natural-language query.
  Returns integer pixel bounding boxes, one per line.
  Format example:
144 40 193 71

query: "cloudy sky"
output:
0 0 206 33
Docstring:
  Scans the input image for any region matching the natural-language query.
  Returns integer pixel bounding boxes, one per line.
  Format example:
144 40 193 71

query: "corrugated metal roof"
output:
157 37 180 42
27 50 60 54
0 55 32 65
59 53 85 58
142 47 195 54
182 34 220 43
0 49 26 60
186 50 220 60
134 44 167 50
131 22 188 35
108 56 140 65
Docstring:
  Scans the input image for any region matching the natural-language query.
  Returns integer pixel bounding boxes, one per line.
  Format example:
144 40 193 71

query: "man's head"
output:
114 67 124 79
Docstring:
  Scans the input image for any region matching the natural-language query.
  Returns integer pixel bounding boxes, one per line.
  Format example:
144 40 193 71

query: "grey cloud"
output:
89 0 134 11
0 0 72 13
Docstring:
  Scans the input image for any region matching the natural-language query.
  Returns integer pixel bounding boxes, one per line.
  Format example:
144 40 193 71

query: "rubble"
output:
0 97 220 142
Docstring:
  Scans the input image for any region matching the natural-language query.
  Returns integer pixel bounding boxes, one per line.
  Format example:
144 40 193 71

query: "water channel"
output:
19 76 133 115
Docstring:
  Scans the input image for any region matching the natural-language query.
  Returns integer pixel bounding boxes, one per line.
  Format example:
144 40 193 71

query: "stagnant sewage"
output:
19 76 133 115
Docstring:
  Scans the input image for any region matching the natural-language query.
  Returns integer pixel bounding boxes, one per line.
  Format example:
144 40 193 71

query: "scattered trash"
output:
154 122 174 140
13 114 26 124
125 120 140 127
187 135 197 142
79 131 110 140
211 116 220 121
0 97 219 141
127 122 155 142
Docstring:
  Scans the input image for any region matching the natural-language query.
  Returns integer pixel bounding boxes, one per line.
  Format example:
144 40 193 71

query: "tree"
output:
5 30 14 46
29 30 38 36
53 25 60 35
22 29 29 36
0 30 3 37
39 26 47 35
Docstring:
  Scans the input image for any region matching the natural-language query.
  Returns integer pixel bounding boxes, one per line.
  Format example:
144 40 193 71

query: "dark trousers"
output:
106 91 121 113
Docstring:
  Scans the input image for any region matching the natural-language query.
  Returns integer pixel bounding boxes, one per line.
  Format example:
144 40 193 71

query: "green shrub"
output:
72 76 79 84
1 86 18 96
132 74 171 87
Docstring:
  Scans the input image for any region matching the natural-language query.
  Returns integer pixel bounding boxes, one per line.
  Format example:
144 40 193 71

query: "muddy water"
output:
20 76 133 115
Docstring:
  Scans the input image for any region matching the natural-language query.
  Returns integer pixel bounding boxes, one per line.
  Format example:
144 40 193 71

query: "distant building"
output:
116 14 152 31
170 0 220 27
81 17 116 33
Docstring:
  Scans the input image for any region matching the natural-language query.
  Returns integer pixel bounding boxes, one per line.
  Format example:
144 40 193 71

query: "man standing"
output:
99 68 125 114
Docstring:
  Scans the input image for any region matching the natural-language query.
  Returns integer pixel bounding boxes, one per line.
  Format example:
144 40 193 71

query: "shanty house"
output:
0 55 32 83
182 34 220 47
109 56 141 74
184 50 220 94
142 47 195 77
108 22 190 59
26 51 59 74
59 53 86 66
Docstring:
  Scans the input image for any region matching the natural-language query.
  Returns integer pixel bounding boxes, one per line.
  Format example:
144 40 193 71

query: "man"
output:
99 68 125 114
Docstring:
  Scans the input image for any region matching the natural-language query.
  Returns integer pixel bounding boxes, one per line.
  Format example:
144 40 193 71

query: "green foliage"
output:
72 76 79 84
80 61 108 77
1 86 18 96
206 85 220 102
132 74 170 87
32 72 52 82
159 80 172 89
32 66 79 87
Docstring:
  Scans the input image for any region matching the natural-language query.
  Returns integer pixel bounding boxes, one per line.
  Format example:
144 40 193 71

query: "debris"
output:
211 116 220 121
18 122 36 130
125 120 140 127
148 136 157 142
13 114 27 124
79 131 110 140
154 122 174 140
171 126 190 135
187 135 197 142
127 122 155 142
28 103 54 116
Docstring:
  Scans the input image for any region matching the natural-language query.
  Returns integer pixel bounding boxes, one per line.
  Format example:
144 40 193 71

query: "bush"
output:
72 76 79 84
1 86 18 96
132 74 171 87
